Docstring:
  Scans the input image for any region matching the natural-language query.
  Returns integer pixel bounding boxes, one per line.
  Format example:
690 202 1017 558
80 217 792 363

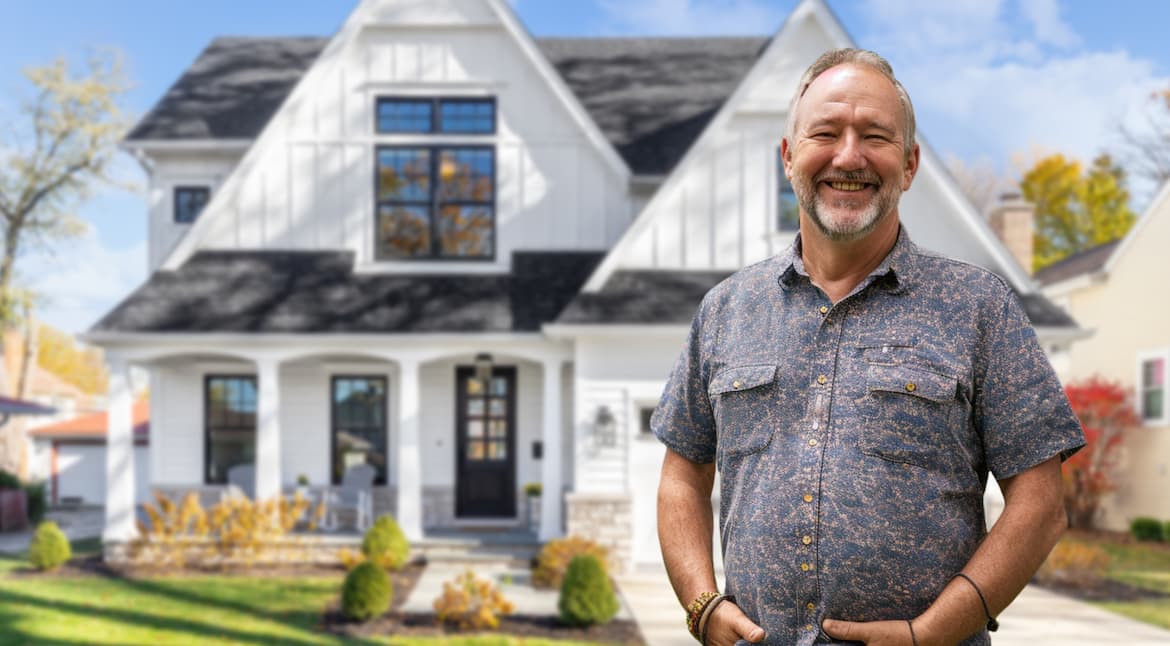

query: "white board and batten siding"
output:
167 0 630 274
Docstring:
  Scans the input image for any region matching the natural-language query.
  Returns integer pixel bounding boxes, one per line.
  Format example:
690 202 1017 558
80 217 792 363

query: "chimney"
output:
988 192 1034 275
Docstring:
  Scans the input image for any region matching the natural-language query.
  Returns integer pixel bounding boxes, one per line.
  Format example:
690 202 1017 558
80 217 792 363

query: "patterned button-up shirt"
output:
653 229 1084 646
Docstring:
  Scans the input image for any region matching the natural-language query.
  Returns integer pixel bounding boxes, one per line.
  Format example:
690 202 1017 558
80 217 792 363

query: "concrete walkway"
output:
614 565 1170 646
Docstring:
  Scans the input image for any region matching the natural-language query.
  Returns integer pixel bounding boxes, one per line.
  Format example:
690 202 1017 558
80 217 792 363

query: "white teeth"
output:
828 181 867 191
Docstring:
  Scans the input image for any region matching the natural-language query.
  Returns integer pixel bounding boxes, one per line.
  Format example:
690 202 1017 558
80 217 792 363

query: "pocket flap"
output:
866 363 955 403
708 364 777 396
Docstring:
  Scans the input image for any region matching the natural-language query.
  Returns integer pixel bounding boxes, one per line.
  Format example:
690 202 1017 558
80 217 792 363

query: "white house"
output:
89 0 1078 568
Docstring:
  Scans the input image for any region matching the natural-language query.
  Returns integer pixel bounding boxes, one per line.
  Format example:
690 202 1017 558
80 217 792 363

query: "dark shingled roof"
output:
1033 239 1120 287
124 36 768 174
92 251 603 334
558 270 1077 329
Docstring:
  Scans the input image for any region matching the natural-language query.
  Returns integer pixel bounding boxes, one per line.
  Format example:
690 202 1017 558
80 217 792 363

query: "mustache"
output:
815 170 881 185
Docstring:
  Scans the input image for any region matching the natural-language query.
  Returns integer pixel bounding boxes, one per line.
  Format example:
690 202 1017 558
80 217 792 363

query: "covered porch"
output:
94 335 575 560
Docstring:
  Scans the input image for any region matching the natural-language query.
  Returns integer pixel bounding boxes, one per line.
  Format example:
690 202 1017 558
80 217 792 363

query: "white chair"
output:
324 464 376 531
222 463 255 501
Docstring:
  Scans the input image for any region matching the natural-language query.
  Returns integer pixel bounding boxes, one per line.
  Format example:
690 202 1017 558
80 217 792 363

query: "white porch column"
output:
540 358 563 541
254 358 282 501
396 358 423 541
103 355 137 543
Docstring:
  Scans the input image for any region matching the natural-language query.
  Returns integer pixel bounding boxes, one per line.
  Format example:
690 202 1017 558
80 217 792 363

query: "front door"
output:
455 366 516 518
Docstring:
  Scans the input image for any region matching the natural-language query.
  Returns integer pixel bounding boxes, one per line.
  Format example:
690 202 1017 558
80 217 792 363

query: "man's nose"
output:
832 131 866 171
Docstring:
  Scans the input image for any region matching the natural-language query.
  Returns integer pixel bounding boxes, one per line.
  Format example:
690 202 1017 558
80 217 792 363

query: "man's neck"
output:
799 215 899 304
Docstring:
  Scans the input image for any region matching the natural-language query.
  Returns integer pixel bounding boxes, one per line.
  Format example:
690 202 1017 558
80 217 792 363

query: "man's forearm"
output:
658 448 719 607
915 456 1067 646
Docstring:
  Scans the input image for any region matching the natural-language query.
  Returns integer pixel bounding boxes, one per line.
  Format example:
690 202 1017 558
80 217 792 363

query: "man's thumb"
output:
822 618 858 641
737 616 766 643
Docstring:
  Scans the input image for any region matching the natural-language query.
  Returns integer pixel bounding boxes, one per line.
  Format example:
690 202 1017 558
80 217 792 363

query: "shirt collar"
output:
777 224 918 295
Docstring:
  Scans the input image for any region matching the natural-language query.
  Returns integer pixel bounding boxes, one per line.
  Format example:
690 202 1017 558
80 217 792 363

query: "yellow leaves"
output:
433 569 514 631
532 535 611 588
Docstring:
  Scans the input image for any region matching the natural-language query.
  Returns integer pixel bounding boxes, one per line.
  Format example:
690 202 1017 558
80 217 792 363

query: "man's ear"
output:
902 143 921 191
780 138 793 179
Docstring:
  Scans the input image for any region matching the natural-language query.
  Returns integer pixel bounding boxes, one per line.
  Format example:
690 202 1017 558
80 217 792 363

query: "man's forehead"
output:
802 63 895 102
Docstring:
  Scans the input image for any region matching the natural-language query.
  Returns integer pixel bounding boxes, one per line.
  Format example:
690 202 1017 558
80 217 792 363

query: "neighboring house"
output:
88 0 1078 568
1037 180 1170 531
28 400 150 506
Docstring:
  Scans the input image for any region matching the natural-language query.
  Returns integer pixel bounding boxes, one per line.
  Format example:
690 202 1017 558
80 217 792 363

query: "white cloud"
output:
21 229 147 335
597 0 787 35
1018 0 1080 49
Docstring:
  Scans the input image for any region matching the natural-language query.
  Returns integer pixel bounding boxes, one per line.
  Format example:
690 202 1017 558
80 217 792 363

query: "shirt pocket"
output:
858 362 959 471
708 364 778 463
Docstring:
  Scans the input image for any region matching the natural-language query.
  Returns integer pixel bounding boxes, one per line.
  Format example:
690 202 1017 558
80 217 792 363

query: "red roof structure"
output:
29 400 150 440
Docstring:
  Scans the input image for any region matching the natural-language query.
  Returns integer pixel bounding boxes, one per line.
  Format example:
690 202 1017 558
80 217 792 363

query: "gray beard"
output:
794 175 899 242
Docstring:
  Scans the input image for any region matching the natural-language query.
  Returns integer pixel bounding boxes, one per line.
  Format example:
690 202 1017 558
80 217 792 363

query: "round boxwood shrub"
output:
28 521 71 571
1131 517 1165 542
558 554 619 626
362 515 410 570
24 482 46 525
341 561 392 621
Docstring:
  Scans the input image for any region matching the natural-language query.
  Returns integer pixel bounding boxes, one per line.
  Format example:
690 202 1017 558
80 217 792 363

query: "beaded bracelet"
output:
698 594 735 645
685 591 721 641
953 572 999 632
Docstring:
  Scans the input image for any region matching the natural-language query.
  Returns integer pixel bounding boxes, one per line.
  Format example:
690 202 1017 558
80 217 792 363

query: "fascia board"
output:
542 323 690 339
121 139 253 154
581 0 849 293
1103 177 1170 275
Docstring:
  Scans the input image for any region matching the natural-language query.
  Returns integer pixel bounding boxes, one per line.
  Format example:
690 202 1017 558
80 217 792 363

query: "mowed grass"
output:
0 540 614 646
1060 531 1170 630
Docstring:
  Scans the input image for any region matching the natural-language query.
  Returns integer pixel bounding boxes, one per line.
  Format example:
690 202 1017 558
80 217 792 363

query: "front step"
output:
416 530 541 569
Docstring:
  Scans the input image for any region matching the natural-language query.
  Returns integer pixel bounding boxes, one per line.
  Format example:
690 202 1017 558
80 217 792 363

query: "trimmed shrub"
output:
533 535 610 588
1165 521 1170 544
341 561 392 621
0 469 20 490
1131 517 1164 542
558 554 619 627
361 515 410 570
28 521 71 571
24 482 46 525
434 569 515 630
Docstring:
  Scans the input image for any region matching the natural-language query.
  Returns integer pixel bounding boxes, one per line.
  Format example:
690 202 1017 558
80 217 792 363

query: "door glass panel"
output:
489 441 507 460
467 399 484 416
467 442 485 460
490 377 507 396
467 377 484 396
489 398 506 416
489 419 507 438
468 420 484 438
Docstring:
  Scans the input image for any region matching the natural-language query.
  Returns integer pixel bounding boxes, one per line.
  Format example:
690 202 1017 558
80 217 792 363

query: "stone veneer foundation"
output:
566 492 631 573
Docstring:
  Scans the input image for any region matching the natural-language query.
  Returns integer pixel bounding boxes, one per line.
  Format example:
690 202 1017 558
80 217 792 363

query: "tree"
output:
945 155 1008 218
1019 153 1137 272
35 323 107 395
1113 87 1170 190
1061 377 1140 529
0 51 130 325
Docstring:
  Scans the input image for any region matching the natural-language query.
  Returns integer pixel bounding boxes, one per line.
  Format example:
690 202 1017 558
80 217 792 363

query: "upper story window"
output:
374 96 497 261
376 97 495 134
776 149 800 232
1140 354 1167 424
174 186 210 224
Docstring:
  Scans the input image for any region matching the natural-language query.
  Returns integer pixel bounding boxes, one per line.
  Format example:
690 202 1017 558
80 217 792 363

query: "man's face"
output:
782 64 919 242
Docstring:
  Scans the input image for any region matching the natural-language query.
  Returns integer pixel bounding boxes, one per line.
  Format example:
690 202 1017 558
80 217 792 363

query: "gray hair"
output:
785 48 916 158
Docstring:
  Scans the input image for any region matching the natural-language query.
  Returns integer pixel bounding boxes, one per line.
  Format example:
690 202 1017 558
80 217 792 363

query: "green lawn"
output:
0 540 615 646
1059 531 1170 630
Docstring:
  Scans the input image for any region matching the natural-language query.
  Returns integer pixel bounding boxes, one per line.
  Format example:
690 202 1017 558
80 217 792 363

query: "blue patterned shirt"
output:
653 229 1084 646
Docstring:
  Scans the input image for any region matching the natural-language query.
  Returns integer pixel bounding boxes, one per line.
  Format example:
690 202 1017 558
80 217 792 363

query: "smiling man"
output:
653 49 1085 646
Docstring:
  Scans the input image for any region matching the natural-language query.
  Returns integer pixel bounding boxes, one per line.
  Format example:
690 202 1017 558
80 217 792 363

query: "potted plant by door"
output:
295 474 311 499
523 482 542 533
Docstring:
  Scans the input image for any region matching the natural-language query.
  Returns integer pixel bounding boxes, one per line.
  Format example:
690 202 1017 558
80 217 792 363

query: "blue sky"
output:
2 0 1169 334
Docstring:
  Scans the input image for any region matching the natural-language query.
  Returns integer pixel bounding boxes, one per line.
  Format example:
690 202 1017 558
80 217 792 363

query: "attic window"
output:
174 186 210 224
376 98 495 134
776 148 800 232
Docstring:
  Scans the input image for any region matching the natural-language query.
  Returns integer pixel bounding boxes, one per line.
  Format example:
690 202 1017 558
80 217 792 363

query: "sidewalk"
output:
614 565 1170 646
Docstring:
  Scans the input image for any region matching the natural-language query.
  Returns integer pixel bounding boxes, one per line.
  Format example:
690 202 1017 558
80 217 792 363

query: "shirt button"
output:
905 382 917 392
803 493 813 503
816 374 827 385
808 438 818 447
802 535 812 545
807 602 816 611
805 624 814 632
819 305 829 314
800 563 812 572
733 380 742 389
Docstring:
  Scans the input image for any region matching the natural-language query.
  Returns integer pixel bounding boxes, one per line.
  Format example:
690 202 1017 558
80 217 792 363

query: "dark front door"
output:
455 366 516 518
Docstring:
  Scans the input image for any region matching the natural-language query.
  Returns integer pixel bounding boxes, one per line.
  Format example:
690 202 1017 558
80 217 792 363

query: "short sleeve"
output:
977 290 1085 479
651 297 716 463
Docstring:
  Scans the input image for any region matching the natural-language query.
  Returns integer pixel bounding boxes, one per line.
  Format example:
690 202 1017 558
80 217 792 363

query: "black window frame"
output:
776 148 800 233
376 96 497 135
204 374 258 485
374 144 497 261
330 375 389 486
174 185 211 224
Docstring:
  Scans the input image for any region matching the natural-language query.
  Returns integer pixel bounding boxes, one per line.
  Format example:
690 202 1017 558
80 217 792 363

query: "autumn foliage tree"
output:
35 323 107 394
1062 377 1140 529
1019 153 1137 272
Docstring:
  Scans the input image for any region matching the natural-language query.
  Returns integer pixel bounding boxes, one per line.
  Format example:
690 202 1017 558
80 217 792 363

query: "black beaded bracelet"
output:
906 619 919 646
953 572 999 632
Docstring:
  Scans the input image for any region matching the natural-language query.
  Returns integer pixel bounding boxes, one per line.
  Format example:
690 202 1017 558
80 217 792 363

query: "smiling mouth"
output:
824 180 873 192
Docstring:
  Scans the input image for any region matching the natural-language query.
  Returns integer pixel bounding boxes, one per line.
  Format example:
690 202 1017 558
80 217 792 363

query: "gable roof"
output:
1033 239 1120 287
125 35 766 176
91 251 602 334
30 400 150 441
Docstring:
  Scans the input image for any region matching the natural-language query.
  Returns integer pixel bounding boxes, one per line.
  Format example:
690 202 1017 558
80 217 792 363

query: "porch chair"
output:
223 463 255 501
324 463 376 532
